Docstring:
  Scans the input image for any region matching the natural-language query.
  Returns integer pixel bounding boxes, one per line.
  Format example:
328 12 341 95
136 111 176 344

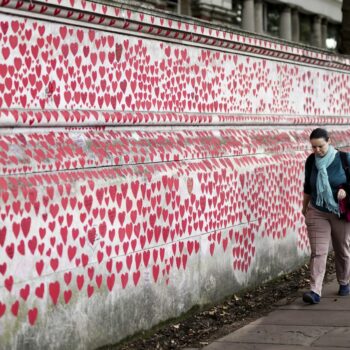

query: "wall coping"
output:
1 0 350 70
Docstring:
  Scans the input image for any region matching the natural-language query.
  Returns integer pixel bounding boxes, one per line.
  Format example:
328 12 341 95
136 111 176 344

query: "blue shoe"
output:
302 291 320 304
338 284 350 296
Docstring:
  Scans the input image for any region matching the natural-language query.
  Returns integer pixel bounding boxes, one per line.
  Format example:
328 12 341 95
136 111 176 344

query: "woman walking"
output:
302 128 350 304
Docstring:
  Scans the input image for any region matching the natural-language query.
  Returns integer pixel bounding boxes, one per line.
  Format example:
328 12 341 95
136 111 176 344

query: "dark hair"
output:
309 128 329 141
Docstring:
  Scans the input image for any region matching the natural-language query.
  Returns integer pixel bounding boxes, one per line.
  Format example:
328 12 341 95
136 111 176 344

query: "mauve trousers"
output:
305 205 350 296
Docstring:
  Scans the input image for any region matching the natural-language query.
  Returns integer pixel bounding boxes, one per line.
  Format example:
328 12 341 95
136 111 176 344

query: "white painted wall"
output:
0 1 350 349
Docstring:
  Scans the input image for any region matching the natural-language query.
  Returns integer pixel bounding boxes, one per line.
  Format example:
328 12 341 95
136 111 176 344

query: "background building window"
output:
327 22 340 50
299 13 312 45
167 0 178 12
264 2 281 37
232 0 243 27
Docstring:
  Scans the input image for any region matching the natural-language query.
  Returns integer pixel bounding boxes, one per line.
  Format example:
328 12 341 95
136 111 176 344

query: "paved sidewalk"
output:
198 274 350 349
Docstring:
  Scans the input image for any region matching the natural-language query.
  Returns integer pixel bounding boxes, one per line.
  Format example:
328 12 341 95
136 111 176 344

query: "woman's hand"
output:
338 189 347 200
302 193 311 217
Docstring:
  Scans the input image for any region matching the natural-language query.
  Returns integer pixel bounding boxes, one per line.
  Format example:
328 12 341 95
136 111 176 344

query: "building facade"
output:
132 0 342 50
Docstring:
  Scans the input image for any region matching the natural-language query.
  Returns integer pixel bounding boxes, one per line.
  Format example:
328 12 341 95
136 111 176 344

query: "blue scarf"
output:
315 145 339 215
